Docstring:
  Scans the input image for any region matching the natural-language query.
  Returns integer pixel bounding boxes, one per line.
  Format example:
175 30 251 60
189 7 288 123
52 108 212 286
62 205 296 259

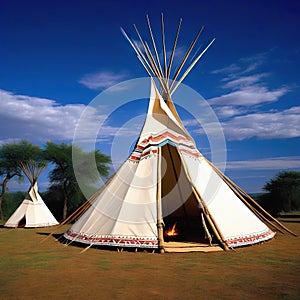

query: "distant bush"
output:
259 171 300 216
2 192 27 220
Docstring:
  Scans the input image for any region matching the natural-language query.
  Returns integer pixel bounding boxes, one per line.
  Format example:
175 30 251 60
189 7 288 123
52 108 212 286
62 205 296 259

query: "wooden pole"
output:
160 13 171 99
177 150 229 250
166 18 182 82
132 25 156 72
161 13 167 79
171 38 216 95
169 26 204 90
143 41 169 93
132 24 169 94
192 186 229 251
157 147 165 253
146 15 164 80
121 27 153 77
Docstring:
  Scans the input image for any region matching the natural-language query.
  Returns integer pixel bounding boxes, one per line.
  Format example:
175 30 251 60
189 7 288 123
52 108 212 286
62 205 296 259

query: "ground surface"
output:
0 221 299 300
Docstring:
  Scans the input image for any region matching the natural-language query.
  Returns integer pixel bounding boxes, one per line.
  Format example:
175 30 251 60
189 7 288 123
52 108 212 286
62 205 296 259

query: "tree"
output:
0 140 42 219
43 142 111 220
260 171 300 216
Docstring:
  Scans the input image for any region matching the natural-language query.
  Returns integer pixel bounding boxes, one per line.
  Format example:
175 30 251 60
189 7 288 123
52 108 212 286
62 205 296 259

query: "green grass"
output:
0 223 299 299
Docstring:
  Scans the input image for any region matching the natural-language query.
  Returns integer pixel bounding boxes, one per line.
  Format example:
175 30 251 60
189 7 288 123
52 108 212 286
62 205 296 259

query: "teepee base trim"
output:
64 230 159 249
5 222 58 228
225 229 275 248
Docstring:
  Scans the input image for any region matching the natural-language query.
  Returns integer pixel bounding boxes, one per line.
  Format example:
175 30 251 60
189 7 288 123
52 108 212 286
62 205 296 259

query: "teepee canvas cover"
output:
5 162 58 228
64 15 293 251
64 80 277 250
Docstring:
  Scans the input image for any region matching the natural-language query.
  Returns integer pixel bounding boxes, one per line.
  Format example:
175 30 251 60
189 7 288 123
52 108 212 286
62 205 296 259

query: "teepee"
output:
5 161 58 228
63 15 294 252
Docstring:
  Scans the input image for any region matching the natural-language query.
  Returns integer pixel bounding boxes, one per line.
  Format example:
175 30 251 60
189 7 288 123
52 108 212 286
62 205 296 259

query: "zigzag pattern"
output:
130 131 201 161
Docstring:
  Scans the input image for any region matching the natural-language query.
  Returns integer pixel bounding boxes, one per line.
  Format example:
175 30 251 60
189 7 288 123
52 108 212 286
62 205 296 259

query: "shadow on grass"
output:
37 231 64 240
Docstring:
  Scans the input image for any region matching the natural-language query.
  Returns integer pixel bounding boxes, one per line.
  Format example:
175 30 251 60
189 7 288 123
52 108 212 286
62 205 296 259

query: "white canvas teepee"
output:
5 162 58 228
63 15 294 252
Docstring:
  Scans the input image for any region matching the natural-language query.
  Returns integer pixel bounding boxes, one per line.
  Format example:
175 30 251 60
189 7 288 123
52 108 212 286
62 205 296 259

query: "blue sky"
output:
1 0 299 193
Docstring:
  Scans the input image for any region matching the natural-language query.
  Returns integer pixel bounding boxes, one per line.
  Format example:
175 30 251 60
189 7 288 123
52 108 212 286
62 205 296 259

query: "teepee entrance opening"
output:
18 216 27 228
160 144 217 246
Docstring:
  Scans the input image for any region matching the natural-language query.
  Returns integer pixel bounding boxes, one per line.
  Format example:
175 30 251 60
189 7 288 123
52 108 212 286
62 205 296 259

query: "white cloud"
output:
211 63 241 74
209 51 287 107
209 85 288 106
239 51 268 65
0 138 22 146
78 71 129 90
222 106 300 140
190 105 300 141
213 106 248 118
205 50 299 141
0 89 87 142
226 156 300 170
191 121 225 137
222 73 269 90
0 89 145 145
240 61 264 74
213 51 268 76
182 118 199 127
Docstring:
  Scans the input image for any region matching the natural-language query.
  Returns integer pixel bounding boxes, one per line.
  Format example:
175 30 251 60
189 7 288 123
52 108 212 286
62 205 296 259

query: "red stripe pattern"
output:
130 130 201 161
225 229 275 248
64 230 158 248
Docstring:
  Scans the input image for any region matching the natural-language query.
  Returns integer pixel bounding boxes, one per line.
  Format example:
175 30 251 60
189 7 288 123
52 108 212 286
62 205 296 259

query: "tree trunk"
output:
0 176 10 220
62 181 68 220
0 196 3 220
62 192 68 220
286 192 292 212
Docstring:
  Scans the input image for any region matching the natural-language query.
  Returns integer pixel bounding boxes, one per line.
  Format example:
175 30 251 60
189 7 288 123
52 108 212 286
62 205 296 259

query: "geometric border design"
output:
64 230 159 248
130 130 201 162
225 229 275 248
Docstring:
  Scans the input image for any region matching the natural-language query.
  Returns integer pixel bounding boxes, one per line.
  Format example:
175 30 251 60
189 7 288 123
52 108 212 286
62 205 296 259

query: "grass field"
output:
0 221 299 300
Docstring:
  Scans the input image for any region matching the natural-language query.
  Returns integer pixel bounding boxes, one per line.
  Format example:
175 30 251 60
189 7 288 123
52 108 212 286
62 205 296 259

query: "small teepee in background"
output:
62 15 295 252
5 161 58 228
